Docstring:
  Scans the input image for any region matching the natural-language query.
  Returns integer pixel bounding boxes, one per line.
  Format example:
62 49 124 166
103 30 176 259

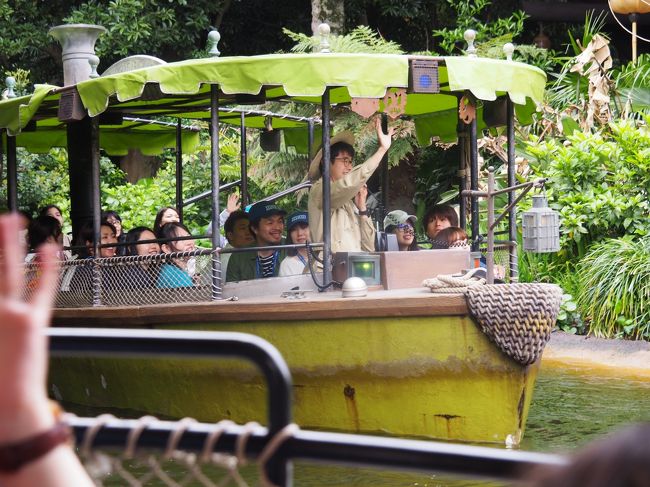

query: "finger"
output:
0 213 26 300
30 243 60 317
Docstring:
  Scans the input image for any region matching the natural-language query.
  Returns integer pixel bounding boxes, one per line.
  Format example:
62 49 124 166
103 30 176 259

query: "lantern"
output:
522 195 560 253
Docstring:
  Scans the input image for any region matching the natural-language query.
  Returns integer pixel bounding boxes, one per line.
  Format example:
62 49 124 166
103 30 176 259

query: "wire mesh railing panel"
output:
23 249 220 308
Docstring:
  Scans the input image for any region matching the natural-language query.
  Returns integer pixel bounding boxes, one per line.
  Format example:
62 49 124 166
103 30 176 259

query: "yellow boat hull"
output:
50 313 538 445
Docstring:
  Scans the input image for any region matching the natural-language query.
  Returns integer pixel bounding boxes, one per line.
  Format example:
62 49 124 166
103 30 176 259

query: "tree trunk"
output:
311 0 345 35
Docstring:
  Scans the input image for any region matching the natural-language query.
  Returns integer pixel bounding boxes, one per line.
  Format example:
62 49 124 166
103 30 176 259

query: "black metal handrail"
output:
48 328 292 485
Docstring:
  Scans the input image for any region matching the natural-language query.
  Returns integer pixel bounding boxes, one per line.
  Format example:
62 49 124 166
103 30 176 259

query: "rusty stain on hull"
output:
343 384 360 432
434 414 462 438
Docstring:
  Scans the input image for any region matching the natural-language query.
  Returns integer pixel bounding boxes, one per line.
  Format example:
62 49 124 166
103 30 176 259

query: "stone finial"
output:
207 29 221 57
503 43 515 61
318 23 331 53
5 76 16 98
88 55 100 78
464 29 477 57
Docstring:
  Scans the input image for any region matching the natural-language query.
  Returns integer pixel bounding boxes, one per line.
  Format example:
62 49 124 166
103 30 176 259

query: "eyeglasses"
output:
396 223 414 234
333 156 354 166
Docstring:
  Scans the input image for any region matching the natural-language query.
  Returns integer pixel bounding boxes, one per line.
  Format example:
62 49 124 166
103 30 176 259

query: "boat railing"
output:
25 242 325 308
49 328 566 486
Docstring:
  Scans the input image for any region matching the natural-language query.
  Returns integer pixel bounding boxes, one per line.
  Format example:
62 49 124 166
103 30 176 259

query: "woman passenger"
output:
156 222 196 288
383 210 420 251
279 211 310 276
124 226 161 288
40 204 72 259
154 207 180 236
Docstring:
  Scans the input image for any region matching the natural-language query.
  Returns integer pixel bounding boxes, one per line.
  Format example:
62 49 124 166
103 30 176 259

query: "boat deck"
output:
52 285 467 326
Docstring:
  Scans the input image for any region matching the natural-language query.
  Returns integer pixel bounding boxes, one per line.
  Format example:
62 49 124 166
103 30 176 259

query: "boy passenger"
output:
308 117 394 253
226 202 286 282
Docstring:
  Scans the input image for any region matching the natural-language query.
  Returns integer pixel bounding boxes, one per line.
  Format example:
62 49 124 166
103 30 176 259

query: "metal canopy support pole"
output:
175 119 184 223
321 89 332 288
486 167 495 284
469 117 480 252
6 133 17 211
67 118 94 243
210 85 222 301
381 114 389 220
90 117 102 306
506 98 517 281
240 112 248 208
307 119 314 172
457 120 467 231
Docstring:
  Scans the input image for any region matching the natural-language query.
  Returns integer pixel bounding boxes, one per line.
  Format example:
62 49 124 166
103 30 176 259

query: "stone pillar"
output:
49 24 106 241
49 24 106 86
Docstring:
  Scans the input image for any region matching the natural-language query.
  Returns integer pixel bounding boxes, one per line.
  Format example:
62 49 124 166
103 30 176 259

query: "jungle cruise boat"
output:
1 25 561 446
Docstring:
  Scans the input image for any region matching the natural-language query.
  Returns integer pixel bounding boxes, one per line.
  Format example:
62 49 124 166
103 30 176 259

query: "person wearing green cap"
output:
226 201 287 282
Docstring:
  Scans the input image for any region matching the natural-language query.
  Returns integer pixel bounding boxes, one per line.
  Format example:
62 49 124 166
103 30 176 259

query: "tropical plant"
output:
283 24 404 54
523 119 650 260
577 236 650 339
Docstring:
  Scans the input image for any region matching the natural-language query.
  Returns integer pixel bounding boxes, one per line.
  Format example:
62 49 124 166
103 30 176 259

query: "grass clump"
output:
577 236 650 339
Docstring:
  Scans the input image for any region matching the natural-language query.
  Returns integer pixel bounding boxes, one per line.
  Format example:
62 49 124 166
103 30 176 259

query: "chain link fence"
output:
23 249 220 307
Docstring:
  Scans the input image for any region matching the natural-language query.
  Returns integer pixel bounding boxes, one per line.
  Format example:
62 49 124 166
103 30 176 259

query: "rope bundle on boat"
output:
465 283 563 365
422 267 486 293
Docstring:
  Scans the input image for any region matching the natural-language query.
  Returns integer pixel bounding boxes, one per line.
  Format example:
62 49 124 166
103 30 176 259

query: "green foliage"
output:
102 127 245 235
577 236 650 339
524 119 650 259
283 25 404 54
432 0 527 55
63 0 227 63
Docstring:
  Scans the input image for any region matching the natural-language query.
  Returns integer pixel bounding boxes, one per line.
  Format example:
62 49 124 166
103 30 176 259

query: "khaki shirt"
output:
308 157 377 253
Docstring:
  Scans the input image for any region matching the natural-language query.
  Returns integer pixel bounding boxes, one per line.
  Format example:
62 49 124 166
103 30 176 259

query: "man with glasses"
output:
308 117 394 253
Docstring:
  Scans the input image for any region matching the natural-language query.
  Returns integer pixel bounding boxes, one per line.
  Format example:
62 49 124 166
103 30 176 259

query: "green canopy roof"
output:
72 53 545 143
0 86 317 154
1 53 546 150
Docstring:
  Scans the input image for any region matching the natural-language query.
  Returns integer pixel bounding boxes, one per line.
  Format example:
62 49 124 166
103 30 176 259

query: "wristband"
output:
358 210 369 216
0 421 72 473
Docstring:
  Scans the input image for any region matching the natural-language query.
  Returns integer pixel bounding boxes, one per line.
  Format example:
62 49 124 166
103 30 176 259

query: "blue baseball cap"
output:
286 211 308 232
247 201 287 223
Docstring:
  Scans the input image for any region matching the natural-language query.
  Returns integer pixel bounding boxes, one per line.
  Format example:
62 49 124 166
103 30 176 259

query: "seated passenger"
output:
24 215 63 293
67 222 119 292
102 210 127 255
153 206 180 236
40 204 72 259
226 202 286 282
279 211 310 276
221 209 255 275
26 215 63 262
157 222 196 288
430 226 468 249
207 192 243 248
76 221 119 258
383 210 420 251
124 226 161 288
424 204 459 241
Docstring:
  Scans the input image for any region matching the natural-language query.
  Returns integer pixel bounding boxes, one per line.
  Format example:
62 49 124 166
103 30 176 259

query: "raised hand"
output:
226 192 241 213
375 116 395 152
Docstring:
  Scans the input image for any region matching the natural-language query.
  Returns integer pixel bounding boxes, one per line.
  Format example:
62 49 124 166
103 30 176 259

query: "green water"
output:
72 365 650 486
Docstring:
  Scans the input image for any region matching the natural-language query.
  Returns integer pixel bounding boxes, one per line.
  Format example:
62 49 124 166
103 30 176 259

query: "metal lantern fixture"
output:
522 194 560 253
